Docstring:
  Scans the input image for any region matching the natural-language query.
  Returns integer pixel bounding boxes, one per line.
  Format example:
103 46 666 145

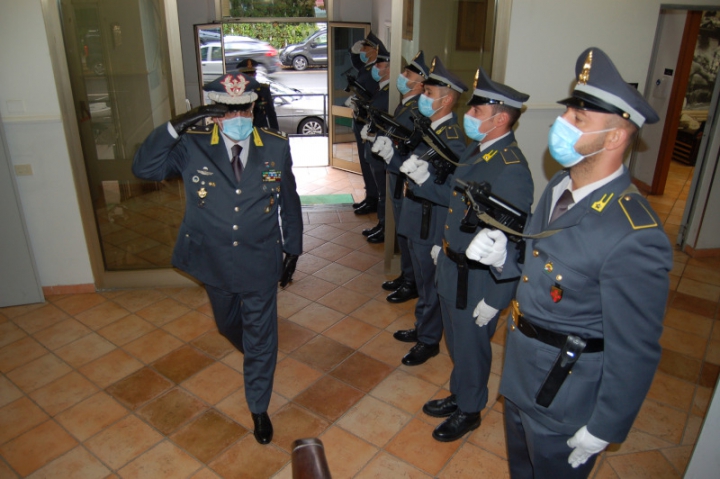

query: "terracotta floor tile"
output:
271 404 330 453
166 286 209 309
305 224 346 241
137 388 207 435
273 357 323 399
370 370 439 414
0 375 23 408
706 339 720 365
660 445 693 476
633 399 688 444
287 303 344 333
335 250 382 272
360 331 413 366
209 435 289 479
343 272 385 297
84 415 163 470
355 452 432 479
111 289 168 313
75 301 130 330
314 262 361 286
658 348 702 383
331 231 370 250
291 335 354 372
0 302 47 320
216 390 287 430
220 350 244 373
308 241 353 261
277 319 316 354
181 362 244 405
670 291 717 317
29 372 98 416
683 263 720 286
351 299 404 329
54 333 116 369
324 317 380 349
664 308 713 337
699 361 720 388
78 349 143 388
0 421 77 476
399 351 453 386
682 414 703 447
189 467 221 479
55 392 128 442
691 384 712 417
162 311 215 341
276 290 312 319
606 450 681 479
0 321 26 349
294 376 364 421
171 409 247 463
151 346 215 383
438 442 510 479
97 315 155 346
52 293 107 316
646 371 695 411
24 445 110 479
466 409 507 459
191 331 236 359
316 287 371 315
117 440 203 478
676 278 720 302
295 253 333 275
0 336 47 373
302 234 326 253
318 426 378 478
284 276 337 301
329 352 394 393
123 329 183 364
32 319 91 351
337 395 411 447
135 298 191 327
6 354 71 393
659 326 707 359
12 305 69 335
385 418 461 476
106 367 173 410
0 397 49 445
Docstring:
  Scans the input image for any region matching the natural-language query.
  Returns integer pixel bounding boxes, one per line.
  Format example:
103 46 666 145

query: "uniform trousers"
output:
504 398 598 479
353 121 378 201
388 172 415 285
364 144 387 223
205 283 278 414
406 239 443 345
439 295 499 413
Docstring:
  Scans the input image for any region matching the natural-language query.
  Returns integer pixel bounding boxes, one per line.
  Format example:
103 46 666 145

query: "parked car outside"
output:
279 28 327 71
262 74 327 135
199 38 281 83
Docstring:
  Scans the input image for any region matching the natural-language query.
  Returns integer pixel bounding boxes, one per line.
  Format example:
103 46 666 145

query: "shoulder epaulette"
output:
260 127 288 140
618 193 659 230
443 124 461 140
187 124 213 134
499 145 522 165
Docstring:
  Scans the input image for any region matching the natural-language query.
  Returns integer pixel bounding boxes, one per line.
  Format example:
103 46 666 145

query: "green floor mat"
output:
300 194 354 205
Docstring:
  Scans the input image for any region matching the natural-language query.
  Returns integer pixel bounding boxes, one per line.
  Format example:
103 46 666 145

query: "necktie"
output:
231 144 243 183
549 189 574 224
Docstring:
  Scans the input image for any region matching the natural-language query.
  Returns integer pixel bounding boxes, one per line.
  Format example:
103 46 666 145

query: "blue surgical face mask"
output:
418 94 448 118
548 116 614 167
359 51 369 63
396 74 413 95
221 115 253 141
371 64 387 82
463 113 498 142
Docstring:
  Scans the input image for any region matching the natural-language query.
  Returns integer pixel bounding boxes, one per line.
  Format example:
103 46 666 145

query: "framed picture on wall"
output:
456 0 487 51
403 0 414 41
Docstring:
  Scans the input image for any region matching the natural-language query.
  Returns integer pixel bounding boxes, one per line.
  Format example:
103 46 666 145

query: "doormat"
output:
300 194 354 206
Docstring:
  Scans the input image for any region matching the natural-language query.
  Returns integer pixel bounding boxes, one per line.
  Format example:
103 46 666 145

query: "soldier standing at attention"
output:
236 58 279 130
423 67 534 442
388 57 468 367
132 71 303 446
466 48 673 477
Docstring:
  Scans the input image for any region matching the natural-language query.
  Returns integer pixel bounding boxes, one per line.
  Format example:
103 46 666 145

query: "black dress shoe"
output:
393 328 418 343
423 394 458 418
367 228 384 243
387 284 418 303
382 275 404 291
401 342 439 366
354 202 378 215
353 198 368 209
251 412 273 445
362 221 383 237
432 409 480 442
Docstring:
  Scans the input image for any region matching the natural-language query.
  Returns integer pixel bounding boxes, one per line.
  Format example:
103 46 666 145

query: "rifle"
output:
365 106 423 153
411 112 461 185
343 75 372 124
454 179 528 243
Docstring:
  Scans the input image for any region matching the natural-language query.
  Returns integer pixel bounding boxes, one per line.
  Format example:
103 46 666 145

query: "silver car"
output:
265 77 328 136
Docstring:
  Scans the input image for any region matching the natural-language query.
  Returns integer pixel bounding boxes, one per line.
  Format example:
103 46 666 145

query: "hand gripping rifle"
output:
412 112 461 185
365 106 423 153
344 74 372 123
454 179 528 242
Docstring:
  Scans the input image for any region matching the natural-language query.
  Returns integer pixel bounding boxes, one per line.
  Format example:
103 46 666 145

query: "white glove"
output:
472 299 498 327
430 245 441 265
406 159 430 186
372 136 394 162
361 124 376 143
465 228 508 268
351 40 364 54
567 426 609 468
344 96 356 108
399 155 420 174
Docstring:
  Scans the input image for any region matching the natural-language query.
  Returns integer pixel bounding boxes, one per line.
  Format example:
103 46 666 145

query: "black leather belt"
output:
510 301 604 353
442 239 485 310
405 185 432 240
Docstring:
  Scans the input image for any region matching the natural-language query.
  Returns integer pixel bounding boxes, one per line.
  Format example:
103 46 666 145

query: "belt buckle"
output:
510 300 521 331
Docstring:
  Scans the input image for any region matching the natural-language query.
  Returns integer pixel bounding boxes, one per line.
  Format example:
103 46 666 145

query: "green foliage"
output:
229 0 317 18
223 22 323 49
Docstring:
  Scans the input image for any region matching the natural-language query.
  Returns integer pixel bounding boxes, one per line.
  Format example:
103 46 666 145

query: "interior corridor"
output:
0 160 717 478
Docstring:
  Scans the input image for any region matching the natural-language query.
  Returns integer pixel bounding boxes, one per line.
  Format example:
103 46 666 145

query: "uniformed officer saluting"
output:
423 67 533 442
387 57 468 367
132 71 303 446
466 48 673 477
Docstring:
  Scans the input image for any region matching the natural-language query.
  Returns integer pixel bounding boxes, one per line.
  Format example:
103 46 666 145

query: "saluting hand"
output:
170 104 228 134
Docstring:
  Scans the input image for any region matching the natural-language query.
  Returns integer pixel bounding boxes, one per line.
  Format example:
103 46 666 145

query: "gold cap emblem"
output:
473 69 479 90
578 51 593 85
430 58 437 73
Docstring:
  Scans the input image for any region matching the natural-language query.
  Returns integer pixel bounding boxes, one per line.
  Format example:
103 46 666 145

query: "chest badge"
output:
550 283 563 303
544 262 554 273
198 187 207 199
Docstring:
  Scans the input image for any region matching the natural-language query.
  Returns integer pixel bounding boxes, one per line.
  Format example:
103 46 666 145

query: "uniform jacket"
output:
396 113 466 246
435 132 534 310
252 84 278 130
386 95 420 175
498 168 672 443
132 124 303 293
364 83 391 162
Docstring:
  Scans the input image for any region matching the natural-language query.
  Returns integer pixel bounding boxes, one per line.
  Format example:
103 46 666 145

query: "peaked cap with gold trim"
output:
424 56 468 93
467 66 529 109
558 47 659 127
405 50 430 79
203 71 259 107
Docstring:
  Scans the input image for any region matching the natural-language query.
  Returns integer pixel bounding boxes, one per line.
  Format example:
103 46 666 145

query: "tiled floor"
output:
1 160 718 478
